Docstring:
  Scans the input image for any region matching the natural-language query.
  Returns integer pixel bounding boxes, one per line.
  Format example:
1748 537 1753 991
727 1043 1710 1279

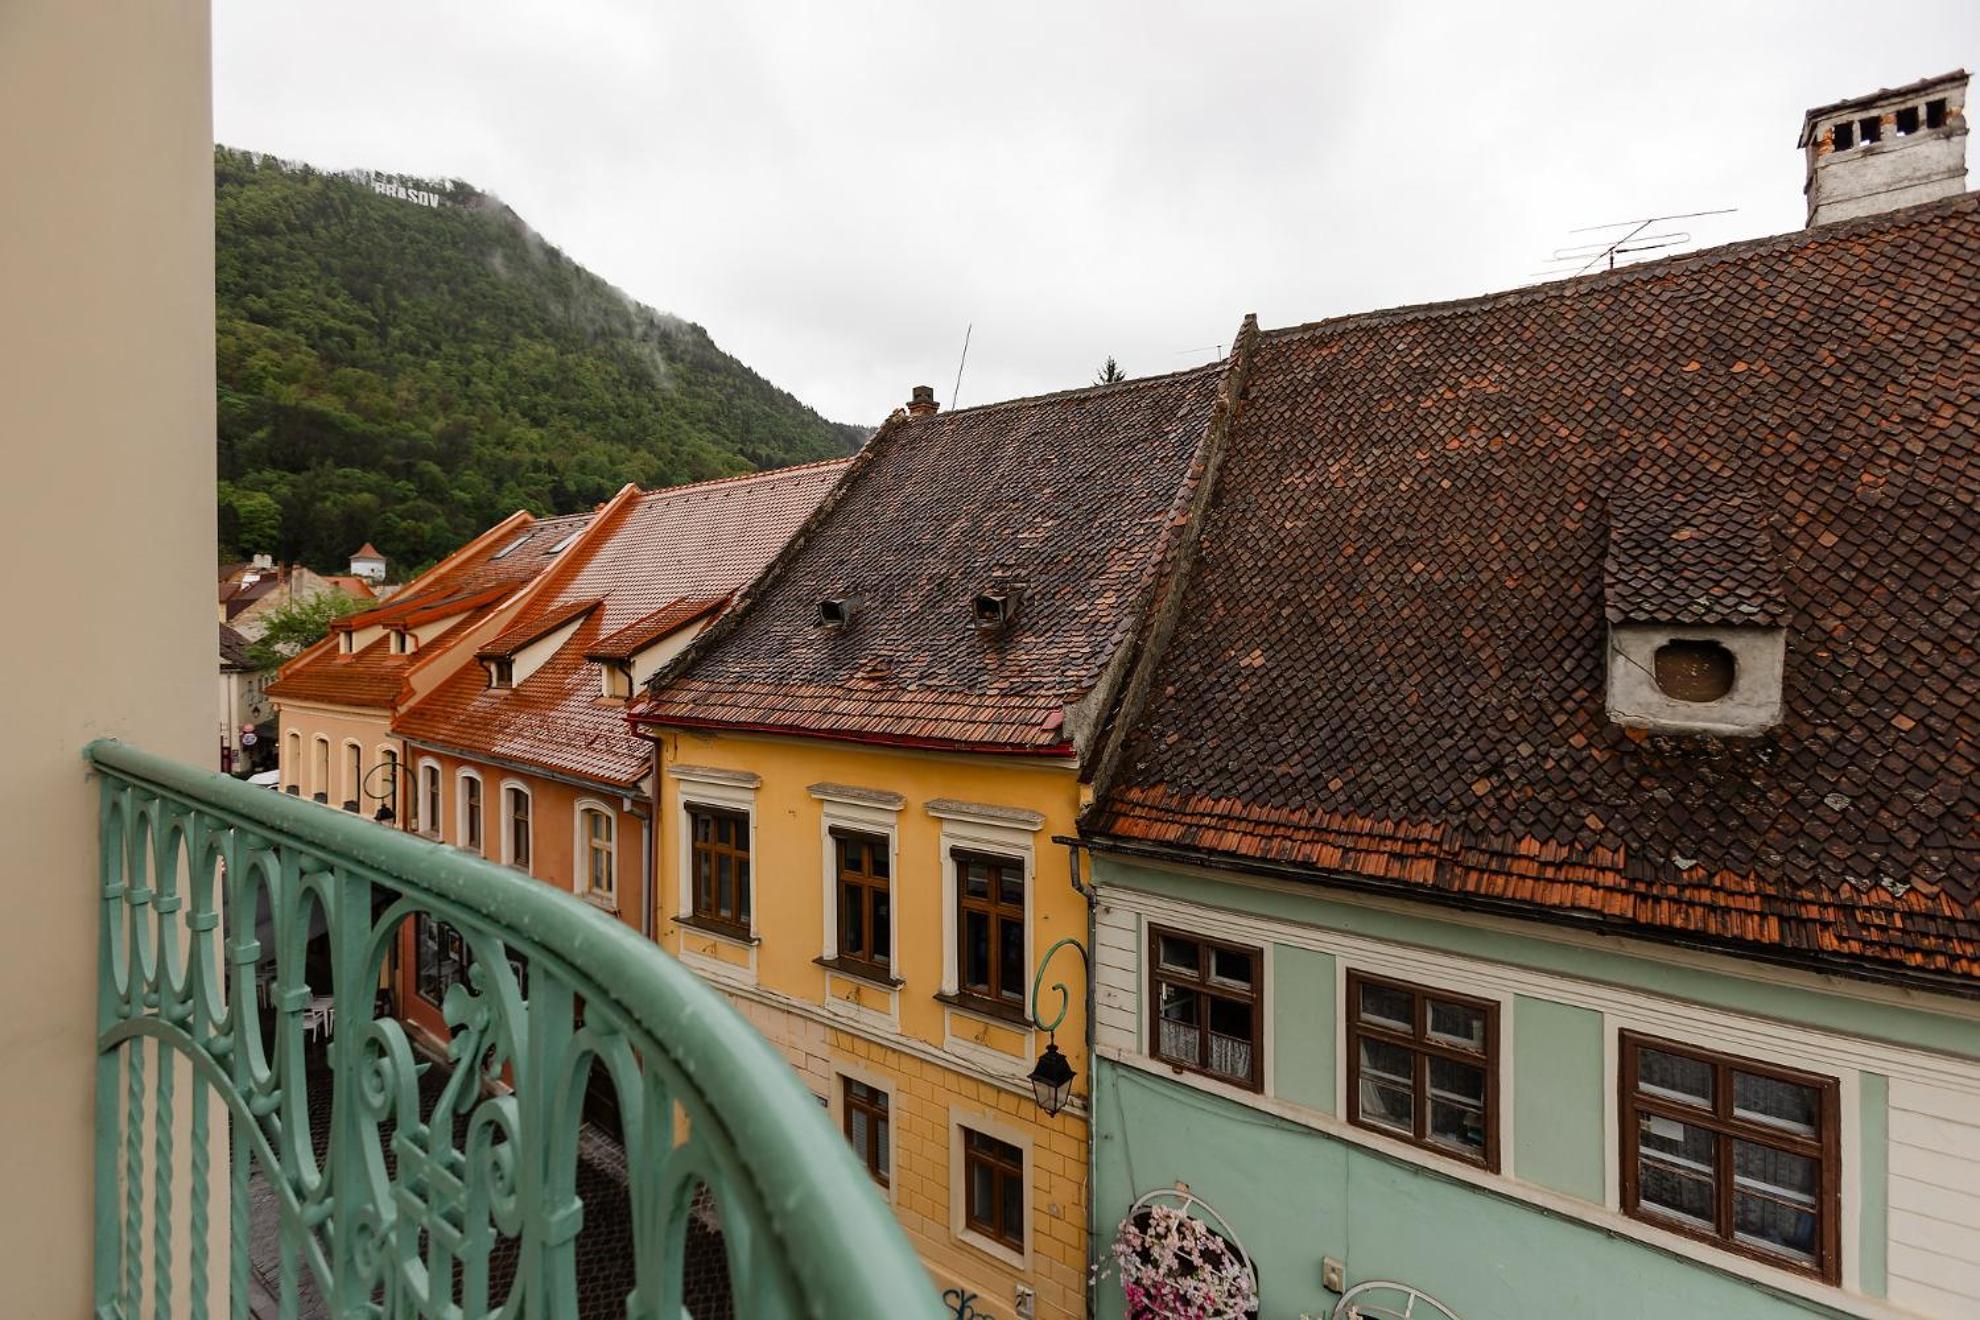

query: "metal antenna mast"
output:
1529 207 1737 282
951 323 972 410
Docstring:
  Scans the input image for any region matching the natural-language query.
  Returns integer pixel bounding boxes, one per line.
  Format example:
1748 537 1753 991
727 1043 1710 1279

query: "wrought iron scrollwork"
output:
88 739 938 1319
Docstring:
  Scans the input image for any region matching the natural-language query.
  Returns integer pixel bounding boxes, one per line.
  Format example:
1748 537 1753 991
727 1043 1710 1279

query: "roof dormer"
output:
1603 476 1786 737
473 598 599 690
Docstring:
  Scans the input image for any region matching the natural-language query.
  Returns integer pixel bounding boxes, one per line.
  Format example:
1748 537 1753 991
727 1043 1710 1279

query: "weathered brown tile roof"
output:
218 623 256 672
394 461 846 787
1604 473 1787 626
267 511 592 710
632 364 1233 756
1089 194 1980 987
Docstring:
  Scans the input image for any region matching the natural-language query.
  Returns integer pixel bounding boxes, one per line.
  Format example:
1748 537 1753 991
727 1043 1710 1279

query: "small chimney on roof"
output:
1800 70 1969 227
906 385 939 418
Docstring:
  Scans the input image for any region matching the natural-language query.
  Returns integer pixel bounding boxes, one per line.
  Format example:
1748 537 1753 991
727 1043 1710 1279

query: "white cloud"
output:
215 0 1980 424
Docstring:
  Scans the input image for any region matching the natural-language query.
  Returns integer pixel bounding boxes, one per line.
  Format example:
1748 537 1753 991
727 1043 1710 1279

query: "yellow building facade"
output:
649 727 1090 1320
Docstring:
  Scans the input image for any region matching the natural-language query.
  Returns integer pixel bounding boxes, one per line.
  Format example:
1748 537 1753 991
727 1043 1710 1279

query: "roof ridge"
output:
1263 190 1980 344
633 455 857 501
929 359 1227 421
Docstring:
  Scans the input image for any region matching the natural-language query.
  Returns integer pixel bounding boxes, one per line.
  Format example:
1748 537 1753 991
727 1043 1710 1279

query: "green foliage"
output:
246 589 367 667
215 149 867 569
1095 356 1125 385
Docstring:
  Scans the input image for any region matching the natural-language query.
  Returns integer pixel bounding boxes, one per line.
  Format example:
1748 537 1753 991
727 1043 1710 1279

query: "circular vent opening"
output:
1653 639 1736 703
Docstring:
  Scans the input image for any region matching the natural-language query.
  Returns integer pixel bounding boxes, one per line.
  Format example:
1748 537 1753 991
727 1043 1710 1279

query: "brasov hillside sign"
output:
367 173 445 208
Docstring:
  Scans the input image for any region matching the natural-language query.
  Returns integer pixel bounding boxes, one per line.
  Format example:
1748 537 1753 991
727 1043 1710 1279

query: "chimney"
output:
906 385 939 418
1800 70 1968 227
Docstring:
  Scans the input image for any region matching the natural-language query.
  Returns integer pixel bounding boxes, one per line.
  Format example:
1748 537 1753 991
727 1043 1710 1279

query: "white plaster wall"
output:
0 3 216 1309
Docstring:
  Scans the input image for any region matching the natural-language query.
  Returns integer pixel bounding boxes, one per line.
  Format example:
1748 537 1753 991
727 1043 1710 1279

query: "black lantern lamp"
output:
1026 936 1090 1117
1027 1040 1077 1116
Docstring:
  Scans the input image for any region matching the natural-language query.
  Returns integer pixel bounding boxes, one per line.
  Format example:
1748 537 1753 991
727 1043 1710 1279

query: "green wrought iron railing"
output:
89 740 941 1319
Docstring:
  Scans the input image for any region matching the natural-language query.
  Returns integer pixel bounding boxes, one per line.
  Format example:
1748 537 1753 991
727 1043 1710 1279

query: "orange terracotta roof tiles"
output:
633 365 1232 755
394 461 848 786
1087 194 1980 987
586 596 729 662
267 510 592 710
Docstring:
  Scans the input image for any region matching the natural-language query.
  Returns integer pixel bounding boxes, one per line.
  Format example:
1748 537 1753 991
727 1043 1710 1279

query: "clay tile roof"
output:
393 461 847 786
476 597 602 661
1090 195 1980 987
634 366 1231 755
1604 470 1786 626
586 596 729 662
267 509 593 710
352 542 383 559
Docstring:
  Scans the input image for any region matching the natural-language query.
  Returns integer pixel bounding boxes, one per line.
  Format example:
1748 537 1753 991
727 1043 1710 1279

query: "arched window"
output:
576 803 615 899
501 782 532 870
375 746 398 822
458 771 484 854
419 761 442 838
284 730 302 794
342 741 362 811
311 737 330 802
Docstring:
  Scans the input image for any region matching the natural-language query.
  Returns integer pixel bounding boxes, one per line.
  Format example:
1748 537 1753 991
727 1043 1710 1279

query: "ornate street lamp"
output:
1026 936 1089 1117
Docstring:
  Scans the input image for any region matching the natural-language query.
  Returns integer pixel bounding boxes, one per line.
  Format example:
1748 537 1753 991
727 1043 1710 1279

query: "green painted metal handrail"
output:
88 739 941 1319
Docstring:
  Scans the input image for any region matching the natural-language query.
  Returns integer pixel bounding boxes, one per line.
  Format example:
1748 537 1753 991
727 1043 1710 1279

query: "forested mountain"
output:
215 148 866 572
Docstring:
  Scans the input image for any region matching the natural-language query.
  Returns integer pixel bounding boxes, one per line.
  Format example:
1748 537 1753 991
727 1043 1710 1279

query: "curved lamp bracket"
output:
1028 936 1089 1036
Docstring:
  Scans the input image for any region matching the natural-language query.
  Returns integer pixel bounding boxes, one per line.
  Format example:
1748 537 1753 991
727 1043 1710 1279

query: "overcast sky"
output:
216 2 1980 426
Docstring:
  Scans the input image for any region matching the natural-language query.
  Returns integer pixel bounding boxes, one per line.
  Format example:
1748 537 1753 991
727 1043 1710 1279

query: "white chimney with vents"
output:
1800 71 1968 227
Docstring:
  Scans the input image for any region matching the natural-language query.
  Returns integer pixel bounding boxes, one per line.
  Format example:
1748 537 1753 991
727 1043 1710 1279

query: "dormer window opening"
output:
1895 105 1921 136
1653 639 1736 703
339 631 354 654
389 629 414 655
818 597 856 629
1858 115 1882 146
601 661 632 700
972 584 1025 630
1832 120 1855 151
1927 98 1948 130
488 658 515 689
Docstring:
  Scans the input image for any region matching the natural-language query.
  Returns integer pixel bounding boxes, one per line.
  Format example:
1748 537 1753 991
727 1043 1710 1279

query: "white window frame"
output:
417 758 443 840
573 798 618 906
948 1103 1033 1270
928 800 1041 1010
498 779 532 872
284 730 302 791
457 768 485 856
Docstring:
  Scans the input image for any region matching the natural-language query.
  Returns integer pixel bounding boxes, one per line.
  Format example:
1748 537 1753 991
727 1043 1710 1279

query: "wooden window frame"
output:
952 848 1026 1014
1145 925 1264 1093
832 827 892 980
460 773 484 854
961 1127 1025 1253
503 784 531 870
1618 1032 1841 1283
420 763 442 839
686 804 751 937
842 1077 890 1189
1344 970 1500 1171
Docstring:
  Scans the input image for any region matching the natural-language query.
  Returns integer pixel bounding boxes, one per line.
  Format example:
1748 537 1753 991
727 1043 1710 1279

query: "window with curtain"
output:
1148 927 1263 1091
1620 1033 1838 1280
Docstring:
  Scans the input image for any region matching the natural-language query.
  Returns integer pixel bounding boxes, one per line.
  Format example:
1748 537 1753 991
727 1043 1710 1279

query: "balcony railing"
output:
89 740 939 1319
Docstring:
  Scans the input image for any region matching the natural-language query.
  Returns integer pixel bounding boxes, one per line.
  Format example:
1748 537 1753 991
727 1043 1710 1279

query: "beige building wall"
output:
0 3 216 1313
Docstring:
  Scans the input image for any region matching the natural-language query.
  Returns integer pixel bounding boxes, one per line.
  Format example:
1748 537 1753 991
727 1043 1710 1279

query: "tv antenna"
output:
1529 207 1736 282
951 322 973 410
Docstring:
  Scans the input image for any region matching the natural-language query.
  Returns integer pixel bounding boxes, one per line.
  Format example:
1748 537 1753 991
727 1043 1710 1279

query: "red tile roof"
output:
586 596 729 662
1089 195 1980 987
394 461 847 786
633 364 1233 755
267 511 592 710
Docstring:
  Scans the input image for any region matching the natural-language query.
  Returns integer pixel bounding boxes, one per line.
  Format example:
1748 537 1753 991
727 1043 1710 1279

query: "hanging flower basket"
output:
1105 1202 1259 1320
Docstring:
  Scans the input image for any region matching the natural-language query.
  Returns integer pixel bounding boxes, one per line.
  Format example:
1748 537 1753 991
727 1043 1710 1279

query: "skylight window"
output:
490 532 532 560
547 530 581 555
